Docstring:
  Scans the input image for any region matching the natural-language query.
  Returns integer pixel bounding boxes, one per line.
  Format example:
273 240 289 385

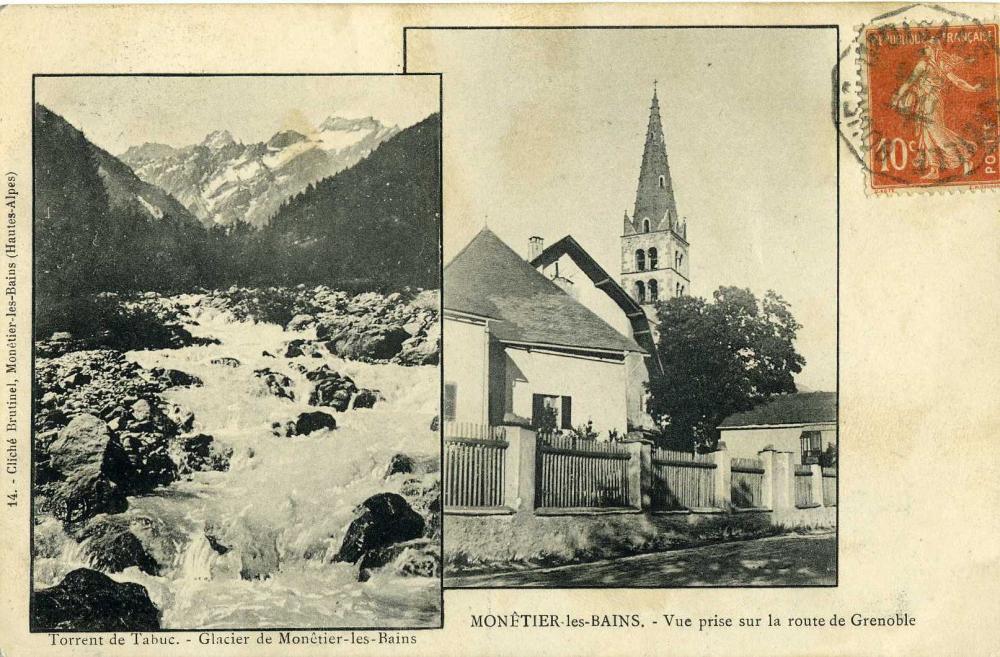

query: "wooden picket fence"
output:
535 434 631 508
443 422 508 508
822 467 837 507
731 457 765 508
650 448 717 510
794 464 815 508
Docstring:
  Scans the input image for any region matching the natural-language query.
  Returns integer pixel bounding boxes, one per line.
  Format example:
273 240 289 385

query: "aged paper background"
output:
1 3 998 656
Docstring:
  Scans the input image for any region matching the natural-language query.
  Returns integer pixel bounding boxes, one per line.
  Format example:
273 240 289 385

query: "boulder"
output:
81 517 160 575
253 368 295 401
327 326 410 361
130 399 152 422
357 538 438 582
395 543 441 579
205 532 231 555
175 434 232 474
285 412 337 437
286 313 315 331
165 404 195 433
307 369 358 411
384 453 415 478
36 407 68 432
47 414 122 477
60 371 91 389
152 368 202 388
39 472 129 524
284 339 324 359
32 568 160 631
353 389 381 409
284 339 308 358
394 322 440 366
111 431 177 494
334 492 425 564
210 357 241 368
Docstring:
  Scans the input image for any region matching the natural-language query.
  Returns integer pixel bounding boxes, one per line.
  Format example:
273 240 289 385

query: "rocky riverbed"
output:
32 287 441 630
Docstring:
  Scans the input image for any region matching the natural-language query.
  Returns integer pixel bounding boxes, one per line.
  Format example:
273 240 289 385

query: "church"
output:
528 86 691 427
532 85 690 330
442 86 691 434
619 84 690 307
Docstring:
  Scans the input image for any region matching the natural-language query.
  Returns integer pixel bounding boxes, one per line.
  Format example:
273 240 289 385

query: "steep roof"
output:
531 235 661 372
719 392 837 428
445 229 643 354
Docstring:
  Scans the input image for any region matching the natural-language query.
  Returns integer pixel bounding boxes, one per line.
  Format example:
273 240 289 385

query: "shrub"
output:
35 293 191 351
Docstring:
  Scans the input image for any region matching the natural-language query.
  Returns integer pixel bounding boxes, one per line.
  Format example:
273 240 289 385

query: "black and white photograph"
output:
30 74 442 630
412 28 839 588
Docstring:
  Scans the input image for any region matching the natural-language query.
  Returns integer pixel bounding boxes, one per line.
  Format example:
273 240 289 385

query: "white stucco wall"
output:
538 255 655 430
443 314 489 425
502 345 628 436
720 422 838 462
542 255 634 338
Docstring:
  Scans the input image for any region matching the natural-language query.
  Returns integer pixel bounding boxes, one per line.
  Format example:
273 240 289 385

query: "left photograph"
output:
30 74 442 631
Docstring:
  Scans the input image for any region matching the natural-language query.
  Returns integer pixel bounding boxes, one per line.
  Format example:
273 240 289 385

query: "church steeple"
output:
632 83 678 232
619 83 690 308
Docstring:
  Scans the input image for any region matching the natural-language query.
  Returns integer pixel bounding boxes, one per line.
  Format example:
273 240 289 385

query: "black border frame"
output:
30 71 446 632
402 24 840 591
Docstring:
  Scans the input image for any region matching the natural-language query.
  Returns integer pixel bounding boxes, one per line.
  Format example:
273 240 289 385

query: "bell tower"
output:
621 83 690 308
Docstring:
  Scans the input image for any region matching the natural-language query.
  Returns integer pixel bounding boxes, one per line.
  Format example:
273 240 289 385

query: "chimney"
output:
528 235 544 261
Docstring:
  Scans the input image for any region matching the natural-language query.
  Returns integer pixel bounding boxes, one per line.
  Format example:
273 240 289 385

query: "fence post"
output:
503 425 537 515
809 463 824 507
758 448 795 511
623 438 652 511
710 442 731 509
758 448 775 510
774 450 795 511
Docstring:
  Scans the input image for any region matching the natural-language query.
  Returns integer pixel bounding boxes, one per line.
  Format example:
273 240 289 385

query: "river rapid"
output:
34 295 441 628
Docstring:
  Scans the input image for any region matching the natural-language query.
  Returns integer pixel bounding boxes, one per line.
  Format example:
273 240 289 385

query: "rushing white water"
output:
35 297 441 628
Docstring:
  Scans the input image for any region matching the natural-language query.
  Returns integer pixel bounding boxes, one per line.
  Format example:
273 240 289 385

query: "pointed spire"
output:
632 82 678 233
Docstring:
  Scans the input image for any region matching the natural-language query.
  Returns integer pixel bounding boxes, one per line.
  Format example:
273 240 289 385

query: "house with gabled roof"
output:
529 234 661 429
443 228 647 435
718 391 837 463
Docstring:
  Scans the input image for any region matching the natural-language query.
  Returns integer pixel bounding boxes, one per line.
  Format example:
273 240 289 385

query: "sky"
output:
411 28 838 391
35 75 440 154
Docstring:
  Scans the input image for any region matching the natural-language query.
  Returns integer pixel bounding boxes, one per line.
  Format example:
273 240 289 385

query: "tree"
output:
647 286 806 452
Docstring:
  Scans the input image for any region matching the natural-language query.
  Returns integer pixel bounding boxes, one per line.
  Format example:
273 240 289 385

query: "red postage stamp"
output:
864 23 1000 192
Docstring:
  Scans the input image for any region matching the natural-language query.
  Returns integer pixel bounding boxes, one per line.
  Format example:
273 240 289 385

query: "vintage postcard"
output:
1 3 998 657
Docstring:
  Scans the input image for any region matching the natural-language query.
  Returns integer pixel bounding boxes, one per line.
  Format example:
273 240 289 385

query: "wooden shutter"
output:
561 396 572 430
532 394 545 428
443 383 457 421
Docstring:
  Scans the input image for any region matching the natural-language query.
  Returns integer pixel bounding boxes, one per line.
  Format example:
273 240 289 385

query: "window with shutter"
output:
532 393 566 432
560 396 572 430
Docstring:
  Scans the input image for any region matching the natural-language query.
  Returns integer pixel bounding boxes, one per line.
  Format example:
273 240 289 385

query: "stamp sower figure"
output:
890 39 983 179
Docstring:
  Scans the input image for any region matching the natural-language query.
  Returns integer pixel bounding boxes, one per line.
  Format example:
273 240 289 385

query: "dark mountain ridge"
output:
33 104 441 332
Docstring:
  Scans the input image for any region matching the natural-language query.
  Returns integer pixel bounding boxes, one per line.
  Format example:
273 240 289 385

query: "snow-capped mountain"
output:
121 116 400 228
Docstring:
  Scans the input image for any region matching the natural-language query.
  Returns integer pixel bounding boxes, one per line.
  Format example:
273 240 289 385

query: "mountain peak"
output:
121 142 177 163
318 115 383 133
267 129 308 149
203 129 236 150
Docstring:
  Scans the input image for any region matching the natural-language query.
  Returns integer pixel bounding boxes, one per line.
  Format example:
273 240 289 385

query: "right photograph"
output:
414 27 837 588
